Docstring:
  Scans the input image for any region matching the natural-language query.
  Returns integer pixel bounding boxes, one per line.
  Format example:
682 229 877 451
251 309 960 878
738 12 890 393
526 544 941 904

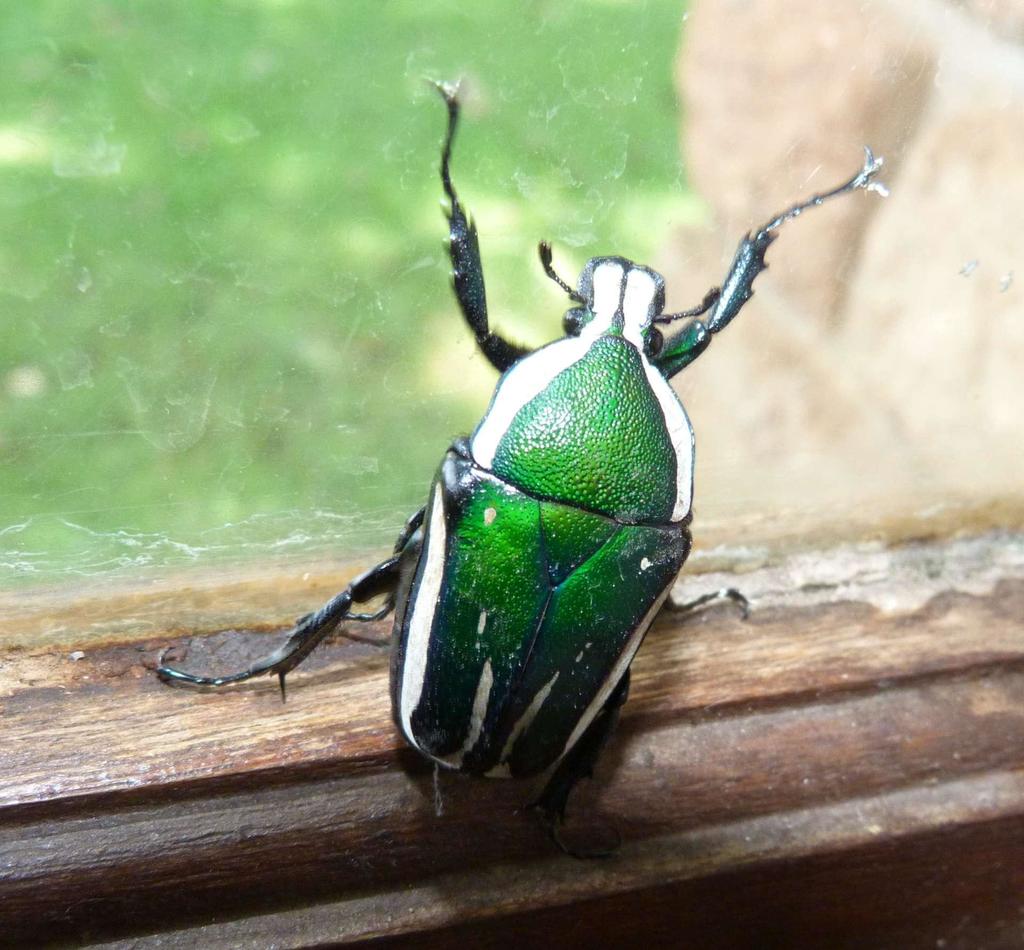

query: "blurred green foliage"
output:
0 1 699 583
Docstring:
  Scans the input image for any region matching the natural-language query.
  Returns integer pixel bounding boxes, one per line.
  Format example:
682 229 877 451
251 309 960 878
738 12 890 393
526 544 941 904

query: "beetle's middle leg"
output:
156 508 427 697
339 505 425 624
529 669 631 859
157 555 403 698
434 82 531 373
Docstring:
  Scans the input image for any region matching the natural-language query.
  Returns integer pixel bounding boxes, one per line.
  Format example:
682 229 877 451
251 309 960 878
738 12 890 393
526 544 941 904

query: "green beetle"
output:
158 83 885 850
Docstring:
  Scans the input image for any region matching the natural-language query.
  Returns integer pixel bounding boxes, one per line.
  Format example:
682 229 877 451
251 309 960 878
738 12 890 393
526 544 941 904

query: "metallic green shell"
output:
392 449 689 778
487 336 679 523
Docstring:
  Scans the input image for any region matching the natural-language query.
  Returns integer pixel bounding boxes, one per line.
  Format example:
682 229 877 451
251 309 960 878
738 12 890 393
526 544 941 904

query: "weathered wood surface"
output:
1 531 1022 947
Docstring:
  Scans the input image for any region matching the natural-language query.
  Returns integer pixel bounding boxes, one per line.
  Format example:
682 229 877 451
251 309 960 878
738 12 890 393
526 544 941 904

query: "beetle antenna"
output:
761 147 888 237
539 241 584 303
654 287 722 325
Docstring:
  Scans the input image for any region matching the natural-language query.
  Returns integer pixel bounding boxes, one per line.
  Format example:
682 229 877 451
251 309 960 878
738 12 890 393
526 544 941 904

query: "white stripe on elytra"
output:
486 670 561 776
439 657 494 768
399 485 447 747
559 579 675 760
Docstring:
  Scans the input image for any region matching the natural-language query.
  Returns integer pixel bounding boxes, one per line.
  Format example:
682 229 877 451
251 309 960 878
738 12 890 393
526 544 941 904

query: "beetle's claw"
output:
726 587 751 620
858 146 890 197
667 586 750 621
527 801 621 860
845 145 887 195
430 77 460 105
155 644 178 676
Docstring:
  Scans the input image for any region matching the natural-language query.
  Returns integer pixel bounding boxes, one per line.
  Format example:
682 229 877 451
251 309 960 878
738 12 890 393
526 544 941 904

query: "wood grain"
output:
1 531 1022 946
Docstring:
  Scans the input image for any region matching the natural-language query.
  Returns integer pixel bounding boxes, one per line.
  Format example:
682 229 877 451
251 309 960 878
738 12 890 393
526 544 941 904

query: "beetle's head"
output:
564 256 668 358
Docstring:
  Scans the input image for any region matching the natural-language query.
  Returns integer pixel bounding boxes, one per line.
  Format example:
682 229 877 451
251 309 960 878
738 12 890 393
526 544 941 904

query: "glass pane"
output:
1 2 694 607
4 2 1021 644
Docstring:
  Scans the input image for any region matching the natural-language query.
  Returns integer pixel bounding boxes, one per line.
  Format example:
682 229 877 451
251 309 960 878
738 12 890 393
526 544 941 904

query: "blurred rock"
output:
841 103 1024 494
676 0 933 322
963 0 1024 44
666 0 1024 547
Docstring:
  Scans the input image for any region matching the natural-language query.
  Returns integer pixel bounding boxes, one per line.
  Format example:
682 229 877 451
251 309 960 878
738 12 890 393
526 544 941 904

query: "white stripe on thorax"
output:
621 269 694 520
472 338 590 468
641 357 694 521
622 269 657 346
472 267 620 469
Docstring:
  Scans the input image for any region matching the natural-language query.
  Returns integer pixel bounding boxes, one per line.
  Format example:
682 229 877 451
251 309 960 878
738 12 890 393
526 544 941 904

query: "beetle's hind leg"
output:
289 507 424 637
433 82 531 373
156 555 402 699
529 670 631 859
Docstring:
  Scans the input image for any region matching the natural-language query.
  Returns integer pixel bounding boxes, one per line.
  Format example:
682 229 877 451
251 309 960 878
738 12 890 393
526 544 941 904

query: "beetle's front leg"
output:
434 83 531 373
529 669 631 859
655 148 886 379
710 147 886 335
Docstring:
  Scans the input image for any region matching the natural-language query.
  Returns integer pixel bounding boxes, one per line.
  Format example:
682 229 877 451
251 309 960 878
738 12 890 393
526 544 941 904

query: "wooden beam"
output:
1 531 1022 945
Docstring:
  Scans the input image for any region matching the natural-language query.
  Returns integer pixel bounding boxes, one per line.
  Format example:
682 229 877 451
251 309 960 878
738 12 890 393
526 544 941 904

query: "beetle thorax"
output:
469 252 694 525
